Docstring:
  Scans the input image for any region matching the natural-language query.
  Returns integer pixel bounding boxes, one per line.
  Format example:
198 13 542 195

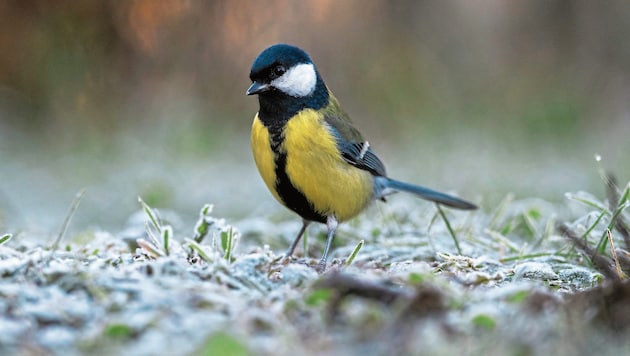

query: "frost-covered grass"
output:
1 175 629 355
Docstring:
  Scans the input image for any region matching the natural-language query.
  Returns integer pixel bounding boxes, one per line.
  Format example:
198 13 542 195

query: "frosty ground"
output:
1 188 630 355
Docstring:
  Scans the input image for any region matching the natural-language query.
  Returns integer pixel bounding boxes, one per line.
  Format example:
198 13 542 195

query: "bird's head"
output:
247 44 322 99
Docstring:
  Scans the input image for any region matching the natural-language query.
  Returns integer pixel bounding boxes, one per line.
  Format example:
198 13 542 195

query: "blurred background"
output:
1 0 629 235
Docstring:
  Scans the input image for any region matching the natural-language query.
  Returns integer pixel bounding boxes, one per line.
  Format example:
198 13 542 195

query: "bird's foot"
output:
268 254 291 275
315 260 327 274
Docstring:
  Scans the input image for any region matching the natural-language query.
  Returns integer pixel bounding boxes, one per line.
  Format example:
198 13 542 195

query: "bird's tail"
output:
375 177 477 210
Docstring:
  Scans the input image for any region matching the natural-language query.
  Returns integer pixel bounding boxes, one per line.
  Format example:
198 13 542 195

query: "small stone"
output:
514 262 557 281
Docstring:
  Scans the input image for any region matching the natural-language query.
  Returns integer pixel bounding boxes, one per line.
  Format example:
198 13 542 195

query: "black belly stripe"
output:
269 130 327 223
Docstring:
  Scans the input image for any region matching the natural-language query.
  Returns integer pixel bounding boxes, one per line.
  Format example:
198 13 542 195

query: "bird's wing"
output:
337 140 387 177
322 98 387 177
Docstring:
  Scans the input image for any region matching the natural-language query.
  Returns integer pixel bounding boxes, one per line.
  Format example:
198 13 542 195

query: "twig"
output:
558 223 619 281
604 173 630 250
607 229 627 279
615 249 630 271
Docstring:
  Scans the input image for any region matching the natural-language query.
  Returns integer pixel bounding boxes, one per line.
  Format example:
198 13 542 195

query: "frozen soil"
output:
1 192 630 356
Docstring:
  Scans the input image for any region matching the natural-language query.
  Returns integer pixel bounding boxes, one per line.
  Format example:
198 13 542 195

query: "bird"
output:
246 43 477 272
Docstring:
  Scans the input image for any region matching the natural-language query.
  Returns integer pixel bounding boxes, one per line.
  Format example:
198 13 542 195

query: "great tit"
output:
247 44 477 272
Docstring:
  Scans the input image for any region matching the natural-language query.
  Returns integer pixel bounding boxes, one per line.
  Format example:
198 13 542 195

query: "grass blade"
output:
581 209 607 240
162 225 172 256
193 204 213 243
137 238 165 258
186 238 213 263
138 197 162 234
436 204 462 255
0 233 12 245
565 192 610 212
596 201 630 253
51 189 86 251
345 239 364 266
488 193 514 230
223 228 234 262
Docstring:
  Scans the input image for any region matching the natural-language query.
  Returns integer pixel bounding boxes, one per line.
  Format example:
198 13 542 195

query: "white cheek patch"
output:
271 63 317 97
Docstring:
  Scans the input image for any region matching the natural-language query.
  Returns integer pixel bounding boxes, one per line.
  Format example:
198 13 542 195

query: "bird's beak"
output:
246 81 270 95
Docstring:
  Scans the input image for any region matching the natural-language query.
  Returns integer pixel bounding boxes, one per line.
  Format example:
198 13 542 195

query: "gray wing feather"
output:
328 126 387 177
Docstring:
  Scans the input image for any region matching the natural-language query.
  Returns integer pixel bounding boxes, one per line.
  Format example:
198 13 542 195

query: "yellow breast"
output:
251 114 282 203
282 109 374 222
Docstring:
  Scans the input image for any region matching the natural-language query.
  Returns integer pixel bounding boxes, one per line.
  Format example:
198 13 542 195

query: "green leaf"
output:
201 332 248 356
408 272 425 284
527 208 542 219
105 323 134 338
472 314 496 329
506 290 529 303
194 204 214 243
305 288 332 307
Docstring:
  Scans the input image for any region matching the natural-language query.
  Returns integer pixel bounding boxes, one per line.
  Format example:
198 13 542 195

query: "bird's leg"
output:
316 216 338 273
285 220 310 258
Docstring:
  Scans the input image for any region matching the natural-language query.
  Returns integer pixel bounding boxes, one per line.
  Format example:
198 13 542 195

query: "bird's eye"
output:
272 65 286 78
